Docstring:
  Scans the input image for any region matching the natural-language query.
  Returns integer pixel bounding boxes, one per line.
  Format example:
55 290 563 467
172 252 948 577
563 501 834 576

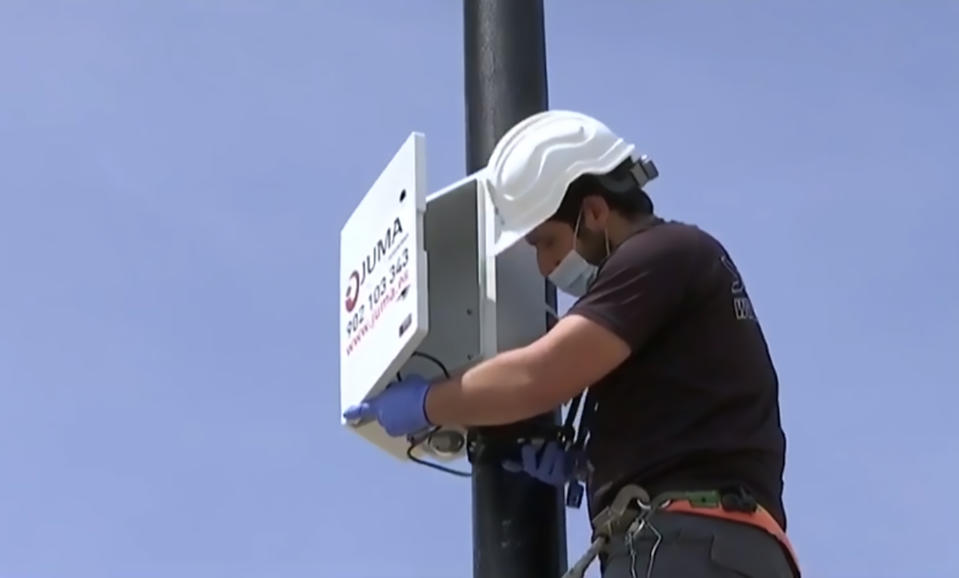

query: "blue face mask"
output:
547 210 608 298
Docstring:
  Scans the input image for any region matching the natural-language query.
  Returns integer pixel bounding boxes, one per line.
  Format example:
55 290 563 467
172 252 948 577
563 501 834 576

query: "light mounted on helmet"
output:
593 154 659 198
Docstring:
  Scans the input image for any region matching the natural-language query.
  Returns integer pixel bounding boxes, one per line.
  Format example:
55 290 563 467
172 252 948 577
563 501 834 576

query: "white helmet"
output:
482 109 658 256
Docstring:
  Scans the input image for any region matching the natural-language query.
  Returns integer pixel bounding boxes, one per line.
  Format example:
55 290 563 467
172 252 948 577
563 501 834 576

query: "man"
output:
344 110 799 578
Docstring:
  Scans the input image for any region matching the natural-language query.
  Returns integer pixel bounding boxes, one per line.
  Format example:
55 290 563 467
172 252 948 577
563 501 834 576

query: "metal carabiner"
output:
591 484 651 536
561 485 652 578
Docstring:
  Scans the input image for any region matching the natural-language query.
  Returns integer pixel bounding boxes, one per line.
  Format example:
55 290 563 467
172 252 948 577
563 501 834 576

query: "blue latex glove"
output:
342 375 433 437
503 440 583 487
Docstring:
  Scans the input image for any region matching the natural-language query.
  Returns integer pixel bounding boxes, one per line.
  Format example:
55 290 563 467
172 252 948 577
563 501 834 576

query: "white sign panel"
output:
339 132 429 457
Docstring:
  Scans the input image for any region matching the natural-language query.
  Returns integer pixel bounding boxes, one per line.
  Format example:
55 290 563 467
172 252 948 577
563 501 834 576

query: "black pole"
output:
464 2 567 578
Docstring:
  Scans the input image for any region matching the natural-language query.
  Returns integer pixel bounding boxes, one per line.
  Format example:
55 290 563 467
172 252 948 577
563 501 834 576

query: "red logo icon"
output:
344 271 360 313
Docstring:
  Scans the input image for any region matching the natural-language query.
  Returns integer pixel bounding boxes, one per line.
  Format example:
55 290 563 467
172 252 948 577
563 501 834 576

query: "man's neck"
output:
608 214 660 250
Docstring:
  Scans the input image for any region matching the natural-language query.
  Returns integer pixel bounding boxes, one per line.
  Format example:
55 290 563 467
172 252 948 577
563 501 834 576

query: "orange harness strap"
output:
663 499 802 577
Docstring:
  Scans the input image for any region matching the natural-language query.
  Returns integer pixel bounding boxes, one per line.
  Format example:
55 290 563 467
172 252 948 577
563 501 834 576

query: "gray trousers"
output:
599 510 797 578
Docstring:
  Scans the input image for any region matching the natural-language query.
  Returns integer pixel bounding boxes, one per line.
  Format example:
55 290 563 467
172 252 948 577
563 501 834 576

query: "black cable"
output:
410 350 451 378
398 350 470 478
406 433 471 478
396 351 451 382
397 351 585 482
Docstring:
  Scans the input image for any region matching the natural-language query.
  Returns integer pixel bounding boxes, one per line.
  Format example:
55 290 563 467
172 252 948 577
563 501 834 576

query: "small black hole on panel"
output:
399 189 407 202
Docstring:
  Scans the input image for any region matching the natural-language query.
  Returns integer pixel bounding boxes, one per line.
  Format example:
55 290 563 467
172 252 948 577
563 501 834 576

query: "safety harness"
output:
562 484 802 578
542 392 802 578
558 391 592 508
469 371 802 578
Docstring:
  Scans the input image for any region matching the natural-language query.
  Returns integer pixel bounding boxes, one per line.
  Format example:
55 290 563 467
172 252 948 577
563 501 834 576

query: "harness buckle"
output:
720 486 758 513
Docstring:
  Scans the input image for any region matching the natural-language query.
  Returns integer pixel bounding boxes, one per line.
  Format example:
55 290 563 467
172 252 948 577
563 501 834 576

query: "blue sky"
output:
1 1 957 577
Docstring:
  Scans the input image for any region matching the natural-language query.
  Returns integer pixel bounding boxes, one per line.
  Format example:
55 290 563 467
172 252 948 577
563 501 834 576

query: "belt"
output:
563 485 802 578
662 490 801 578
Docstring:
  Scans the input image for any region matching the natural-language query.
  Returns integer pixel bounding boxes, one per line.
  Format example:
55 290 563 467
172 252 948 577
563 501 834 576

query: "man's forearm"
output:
424 347 556 427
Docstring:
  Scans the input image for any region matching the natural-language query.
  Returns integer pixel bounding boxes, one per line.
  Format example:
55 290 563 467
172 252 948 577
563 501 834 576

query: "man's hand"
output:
342 375 433 437
502 440 584 487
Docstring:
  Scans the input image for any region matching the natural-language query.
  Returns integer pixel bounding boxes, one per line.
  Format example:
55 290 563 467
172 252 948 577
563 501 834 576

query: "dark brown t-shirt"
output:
568 218 788 529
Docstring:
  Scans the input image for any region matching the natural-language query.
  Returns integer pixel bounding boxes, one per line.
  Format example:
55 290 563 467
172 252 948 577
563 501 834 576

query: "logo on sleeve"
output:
720 254 757 322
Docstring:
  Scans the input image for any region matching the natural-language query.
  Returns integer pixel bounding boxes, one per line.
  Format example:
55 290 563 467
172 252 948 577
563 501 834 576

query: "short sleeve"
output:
567 225 698 352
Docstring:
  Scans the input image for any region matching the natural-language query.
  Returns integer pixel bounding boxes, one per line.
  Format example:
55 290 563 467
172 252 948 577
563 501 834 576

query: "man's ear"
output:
581 194 610 229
